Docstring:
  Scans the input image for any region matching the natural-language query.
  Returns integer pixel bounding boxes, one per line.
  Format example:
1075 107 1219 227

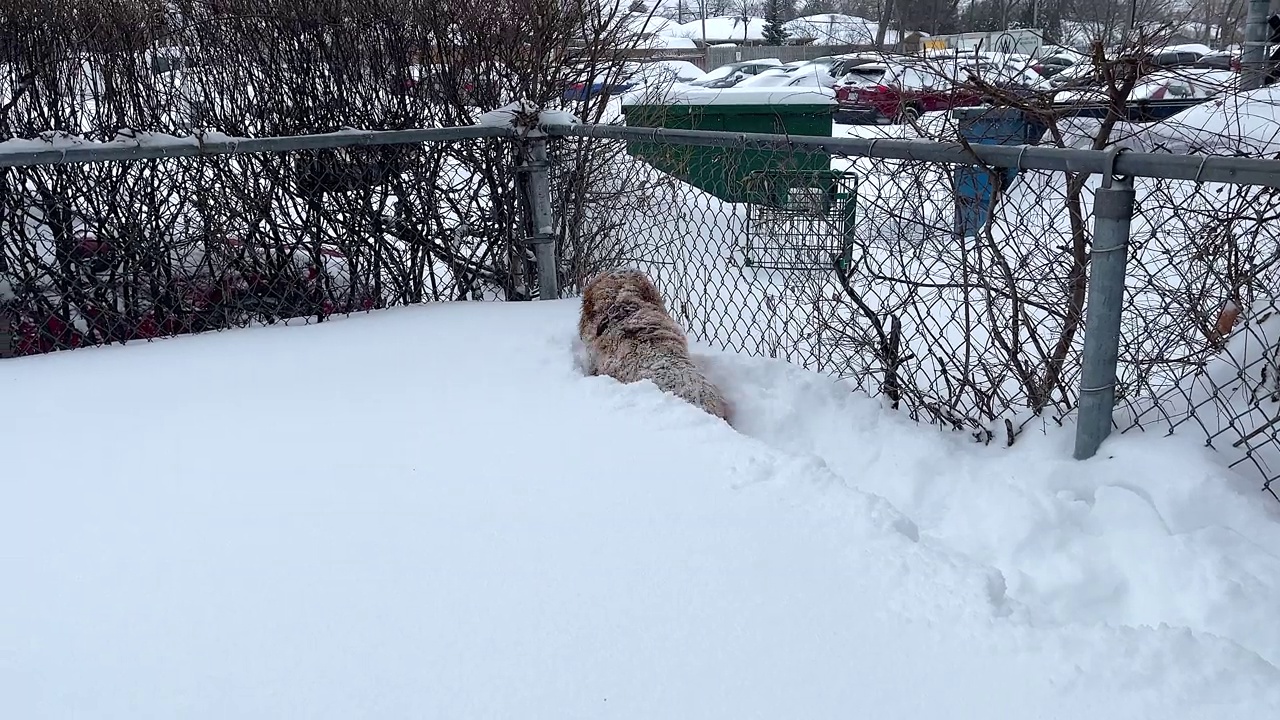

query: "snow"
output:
0 129 246 155
672 16 767 43
474 101 580 134
785 13 898 45
3 300 1280 718
624 13 678 37
632 59 706 84
1163 43 1216 56
644 35 698 49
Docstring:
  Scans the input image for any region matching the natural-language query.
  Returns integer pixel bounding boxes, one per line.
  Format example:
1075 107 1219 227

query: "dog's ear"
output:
626 272 665 309
579 285 602 340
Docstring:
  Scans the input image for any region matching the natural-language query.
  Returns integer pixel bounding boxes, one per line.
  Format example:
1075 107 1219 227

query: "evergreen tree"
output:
762 0 790 45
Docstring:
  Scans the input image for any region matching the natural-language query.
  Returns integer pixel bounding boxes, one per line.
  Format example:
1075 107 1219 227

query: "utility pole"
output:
1243 0 1272 91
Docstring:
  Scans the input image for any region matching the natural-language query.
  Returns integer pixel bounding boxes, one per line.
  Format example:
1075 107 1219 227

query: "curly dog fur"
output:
578 268 731 423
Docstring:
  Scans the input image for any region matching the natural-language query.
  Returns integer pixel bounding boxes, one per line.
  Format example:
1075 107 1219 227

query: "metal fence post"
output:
523 136 560 301
1243 0 1272 91
1073 158 1136 461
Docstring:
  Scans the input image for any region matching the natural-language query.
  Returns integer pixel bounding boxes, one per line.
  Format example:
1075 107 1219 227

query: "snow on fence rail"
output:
4 121 1280 501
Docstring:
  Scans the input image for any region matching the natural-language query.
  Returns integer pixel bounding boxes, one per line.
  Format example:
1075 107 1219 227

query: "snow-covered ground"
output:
3 300 1279 718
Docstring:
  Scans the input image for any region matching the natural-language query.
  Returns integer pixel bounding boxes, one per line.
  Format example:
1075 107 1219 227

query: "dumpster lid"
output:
949 106 1028 121
621 85 837 108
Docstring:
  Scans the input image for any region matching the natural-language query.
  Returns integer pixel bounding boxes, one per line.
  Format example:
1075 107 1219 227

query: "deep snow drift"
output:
2 300 1279 719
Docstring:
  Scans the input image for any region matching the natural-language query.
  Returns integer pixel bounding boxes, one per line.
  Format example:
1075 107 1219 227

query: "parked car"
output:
1030 54 1078 78
564 60 706 101
1041 47 1208 91
833 57 1037 124
791 54 873 79
1195 51 1240 71
638 60 707 85
563 68 639 101
1053 68 1237 104
685 59 783 88
1143 48 1206 69
736 64 837 89
2 233 376 357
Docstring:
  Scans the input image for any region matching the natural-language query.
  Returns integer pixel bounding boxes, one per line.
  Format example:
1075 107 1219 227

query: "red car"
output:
834 58 1035 124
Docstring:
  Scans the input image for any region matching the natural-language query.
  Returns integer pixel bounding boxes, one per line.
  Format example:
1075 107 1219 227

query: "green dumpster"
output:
621 92 837 207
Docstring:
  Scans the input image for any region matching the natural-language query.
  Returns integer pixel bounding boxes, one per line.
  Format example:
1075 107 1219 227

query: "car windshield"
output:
842 67 886 85
1049 60 1099 84
700 64 746 82
737 70 796 87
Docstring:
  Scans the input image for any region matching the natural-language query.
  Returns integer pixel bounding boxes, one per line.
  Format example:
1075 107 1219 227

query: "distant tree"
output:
763 0 791 43
628 0 648 13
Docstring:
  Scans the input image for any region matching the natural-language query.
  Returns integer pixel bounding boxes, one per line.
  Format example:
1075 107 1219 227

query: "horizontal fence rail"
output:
0 126 516 167
546 124 1280 188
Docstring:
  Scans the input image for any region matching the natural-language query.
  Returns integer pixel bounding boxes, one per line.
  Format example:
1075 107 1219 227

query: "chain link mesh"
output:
0 136 540 357
549 113 1280 502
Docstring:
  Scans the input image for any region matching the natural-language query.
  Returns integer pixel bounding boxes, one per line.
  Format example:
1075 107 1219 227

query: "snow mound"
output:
785 13 898 45
2 300 1279 718
672 16 768 43
474 101 580 135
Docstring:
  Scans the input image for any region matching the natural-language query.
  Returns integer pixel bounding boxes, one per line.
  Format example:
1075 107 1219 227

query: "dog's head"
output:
579 268 666 341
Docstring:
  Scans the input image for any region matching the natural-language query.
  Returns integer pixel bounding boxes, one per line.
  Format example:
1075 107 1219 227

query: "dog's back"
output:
579 270 731 423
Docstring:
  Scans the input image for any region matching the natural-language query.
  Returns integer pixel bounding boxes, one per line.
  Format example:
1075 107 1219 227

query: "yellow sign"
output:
923 39 948 50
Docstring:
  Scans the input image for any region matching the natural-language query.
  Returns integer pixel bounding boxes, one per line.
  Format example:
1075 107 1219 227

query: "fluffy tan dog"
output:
578 268 731 423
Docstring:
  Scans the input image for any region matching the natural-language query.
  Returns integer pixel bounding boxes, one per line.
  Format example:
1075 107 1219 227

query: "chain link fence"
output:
546 118 1280 502
5 105 1280 502
0 128 545 356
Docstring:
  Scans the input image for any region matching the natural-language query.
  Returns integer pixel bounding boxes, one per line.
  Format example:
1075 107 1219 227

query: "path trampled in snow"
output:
2 301 1278 719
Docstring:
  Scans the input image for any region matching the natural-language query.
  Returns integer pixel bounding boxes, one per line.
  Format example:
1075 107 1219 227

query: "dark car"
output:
1046 49 1209 91
1144 49 1205 68
563 75 638 101
1194 52 1240 71
1030 54 1077 78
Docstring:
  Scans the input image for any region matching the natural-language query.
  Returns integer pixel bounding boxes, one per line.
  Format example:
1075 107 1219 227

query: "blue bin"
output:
951 107 1047 238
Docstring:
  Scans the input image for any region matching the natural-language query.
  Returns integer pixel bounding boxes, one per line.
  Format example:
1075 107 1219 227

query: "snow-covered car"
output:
686 59 783 89
1041 47 1210 91
633 60 706 86
735 64 837 89
1052 68 1237 104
